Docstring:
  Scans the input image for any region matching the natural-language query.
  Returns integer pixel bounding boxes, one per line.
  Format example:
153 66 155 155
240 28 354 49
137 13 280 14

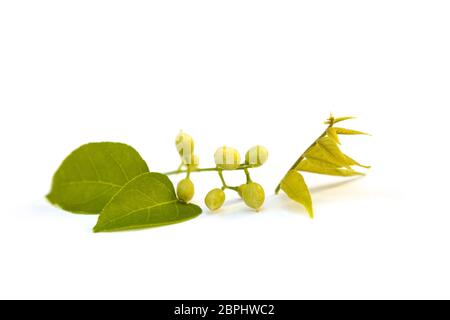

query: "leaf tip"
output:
45 192 52 203
307 206 314 219
45 192 61 209
92 220 106 233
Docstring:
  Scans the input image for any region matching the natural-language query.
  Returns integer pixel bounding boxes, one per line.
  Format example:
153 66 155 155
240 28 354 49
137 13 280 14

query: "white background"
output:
1 1 449 300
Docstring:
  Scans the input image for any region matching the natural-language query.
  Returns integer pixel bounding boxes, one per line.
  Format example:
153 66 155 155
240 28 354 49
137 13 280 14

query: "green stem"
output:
164 165 252 176
218 170 226 186
244 168 252 183
186 167 191 179
218 170 239 192
274 123 333 194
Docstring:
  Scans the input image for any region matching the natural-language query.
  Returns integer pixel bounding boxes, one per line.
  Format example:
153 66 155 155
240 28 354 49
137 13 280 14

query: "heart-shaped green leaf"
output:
47 142 149 214
94 172 202 232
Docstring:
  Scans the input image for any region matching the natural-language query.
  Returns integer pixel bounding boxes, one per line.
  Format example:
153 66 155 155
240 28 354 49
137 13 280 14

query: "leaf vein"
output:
105 151 129 182
100 200 179 227
57 180 122 188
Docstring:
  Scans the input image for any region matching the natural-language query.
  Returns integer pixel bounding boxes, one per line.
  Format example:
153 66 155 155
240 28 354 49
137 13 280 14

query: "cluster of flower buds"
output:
209 145 268 211
174 132 268 212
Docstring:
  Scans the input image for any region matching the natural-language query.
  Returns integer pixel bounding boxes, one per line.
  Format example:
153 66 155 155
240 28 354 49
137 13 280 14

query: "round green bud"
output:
214 146 241 170
177 178 195 203
240 183 265 211
175 132 195 163
205 188 226 211
245 145 269 167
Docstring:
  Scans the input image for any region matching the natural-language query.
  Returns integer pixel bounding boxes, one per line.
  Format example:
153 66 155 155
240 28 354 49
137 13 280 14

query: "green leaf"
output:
297 158 364 176
324 116 355 125
327 127 340 144
343 154 371 169
280 170 313 218
94 173 202 232
275 114 370 217
334 127 369 135
332 116 356 124
47 142 149 214
305 137 350 168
